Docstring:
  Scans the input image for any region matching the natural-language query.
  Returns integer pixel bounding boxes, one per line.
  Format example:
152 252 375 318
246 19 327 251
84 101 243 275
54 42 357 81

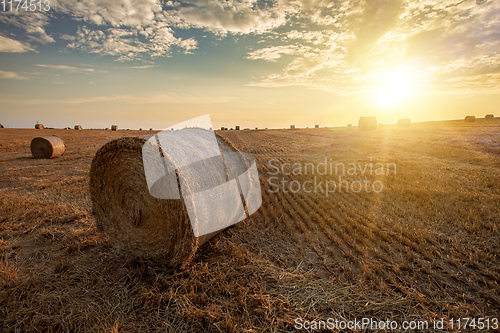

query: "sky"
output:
0 0 499 129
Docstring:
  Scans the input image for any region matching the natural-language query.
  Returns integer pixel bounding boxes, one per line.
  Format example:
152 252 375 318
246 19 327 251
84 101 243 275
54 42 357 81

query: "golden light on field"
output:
372 68 418 111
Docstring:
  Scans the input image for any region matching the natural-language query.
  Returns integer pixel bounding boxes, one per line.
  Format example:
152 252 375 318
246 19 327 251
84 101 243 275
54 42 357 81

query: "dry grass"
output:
0 120 499 332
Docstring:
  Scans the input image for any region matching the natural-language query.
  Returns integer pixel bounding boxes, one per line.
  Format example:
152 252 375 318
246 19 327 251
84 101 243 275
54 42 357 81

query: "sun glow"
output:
372 68 417 110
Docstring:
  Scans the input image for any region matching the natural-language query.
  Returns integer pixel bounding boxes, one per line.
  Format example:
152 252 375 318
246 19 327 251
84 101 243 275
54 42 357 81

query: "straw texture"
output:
89 137 224 267
30 135 65 159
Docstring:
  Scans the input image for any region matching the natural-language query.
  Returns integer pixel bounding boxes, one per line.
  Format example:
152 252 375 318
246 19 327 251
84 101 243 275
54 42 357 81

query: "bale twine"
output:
111 125 118 131
485 114 494 119
74 125 82 130
35 124 44 129
464 115 476 122
30 136 65 159
358 116 377 131
89 137 221 266
397 118 411 127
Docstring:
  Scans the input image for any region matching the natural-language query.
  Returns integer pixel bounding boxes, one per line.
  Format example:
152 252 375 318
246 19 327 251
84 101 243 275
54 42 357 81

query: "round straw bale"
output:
89 137 222 266
485 114 494 119
0 124 4 128
397 118 411 127
464 115 476 122
358 116 377 131
35 124 44 129
30 135 65 159
111 125 118 131
74 125 82 130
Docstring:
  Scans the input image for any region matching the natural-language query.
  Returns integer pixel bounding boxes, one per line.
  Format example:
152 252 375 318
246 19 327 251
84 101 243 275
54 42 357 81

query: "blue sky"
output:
0 0 499 129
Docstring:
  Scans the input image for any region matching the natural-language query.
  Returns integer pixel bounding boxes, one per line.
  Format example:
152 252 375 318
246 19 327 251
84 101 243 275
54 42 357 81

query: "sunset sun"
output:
372 69 417 110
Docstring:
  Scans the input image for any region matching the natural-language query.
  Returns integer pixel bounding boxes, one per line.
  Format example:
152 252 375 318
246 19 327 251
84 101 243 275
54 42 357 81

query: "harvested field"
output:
1 119 499 332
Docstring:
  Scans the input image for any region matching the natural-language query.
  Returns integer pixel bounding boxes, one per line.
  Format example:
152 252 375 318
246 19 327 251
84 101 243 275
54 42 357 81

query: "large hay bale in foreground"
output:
74 125 82 130
397 118 411 127
35 124 44 129
111 125 118 131
465 115 476 122
485 114 494 119
30 136 65 159
358 116 377 131
89 137 222 266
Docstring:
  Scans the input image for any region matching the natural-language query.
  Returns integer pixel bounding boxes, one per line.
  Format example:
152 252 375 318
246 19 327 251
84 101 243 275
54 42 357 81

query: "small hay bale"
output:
397 118 411 127
30 136 65 159
150 128 153 131
347 124 352 127
235 126 240 130
485 114 494 119
89 137 227 266
315 125 319 128
139 128 142 131
111 125 118 131
290 125 295 129
35 124 44 129
0 124 4 128
74 125 82 130
464 115 476 122
358 116 377 131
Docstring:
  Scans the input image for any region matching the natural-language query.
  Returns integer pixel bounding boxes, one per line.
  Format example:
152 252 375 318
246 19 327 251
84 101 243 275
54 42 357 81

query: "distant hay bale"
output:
485 114 494 119
105 128 109 130
35 124 44 129
347 124 352 127
290 125 295 129
89 137 231 266
111 125 118 131
358 116 377 131
150 128 153 131
464 115 476 122
30 136 65 159
74 125 82 130
0 124 4 128
315 125 319 128
397 118 411 127
235 126 240 130
139 128 142 131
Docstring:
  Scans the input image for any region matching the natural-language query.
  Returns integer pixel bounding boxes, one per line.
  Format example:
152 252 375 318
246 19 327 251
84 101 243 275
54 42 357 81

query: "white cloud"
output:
0 70 28 80
54 0 162 27
0 11 54 44
175 0 297 33
0 35 34 53
246 45 313 62
35 64 96 73
67 25 197 61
